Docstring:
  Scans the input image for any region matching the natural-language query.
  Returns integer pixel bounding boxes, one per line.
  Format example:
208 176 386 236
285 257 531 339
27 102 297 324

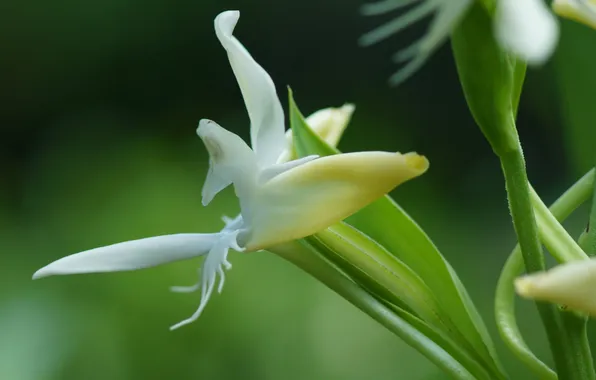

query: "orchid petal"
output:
197 119 258 205
278 104 355 163
515 258 596 315
33 234 220 279
495 0 559 65
305 104 355 148
215 11 286 166
359 0 472 85
243 152 429 250
170 230 240 330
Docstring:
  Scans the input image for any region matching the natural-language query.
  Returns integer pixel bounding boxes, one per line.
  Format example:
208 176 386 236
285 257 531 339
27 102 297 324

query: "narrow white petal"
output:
221 214 244 231
359 0 472 85
170 230 239 330
33 234 219 279
243 151 429 250
515 258 596 315
495 0 559 65
197 119 258 205
171 268 202 293
214 11 286 166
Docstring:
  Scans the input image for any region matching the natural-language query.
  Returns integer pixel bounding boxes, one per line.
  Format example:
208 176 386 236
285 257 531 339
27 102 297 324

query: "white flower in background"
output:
33 10 429 330
515 258 596 316
360 0 473 85
552 0 596 29
495 0 559 65
360 0 559 84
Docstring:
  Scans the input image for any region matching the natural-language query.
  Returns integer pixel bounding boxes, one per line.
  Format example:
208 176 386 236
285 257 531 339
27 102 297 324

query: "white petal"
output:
33 234 220 279
170 230 240 330
515 258 596 315
197 119 258 205
214 11 286 167
359 0 472 85
242 151 429 250
495 0 559 65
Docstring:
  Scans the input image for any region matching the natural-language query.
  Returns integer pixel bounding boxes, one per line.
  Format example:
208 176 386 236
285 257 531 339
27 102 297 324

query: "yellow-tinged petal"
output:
278 104 355 163
553 0 596 29
515 258 596 315
304 104 355 148
243 151 429 250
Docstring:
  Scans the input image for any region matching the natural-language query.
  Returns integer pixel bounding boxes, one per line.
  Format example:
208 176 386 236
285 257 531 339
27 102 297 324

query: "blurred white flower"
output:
360 0 559 84
495 0 559 64
360 0 472 85
33 10 428 330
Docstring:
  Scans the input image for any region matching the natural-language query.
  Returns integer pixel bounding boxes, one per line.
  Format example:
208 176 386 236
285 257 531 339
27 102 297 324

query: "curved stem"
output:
269 240 477 380
495 245 557 379
495 169 595 379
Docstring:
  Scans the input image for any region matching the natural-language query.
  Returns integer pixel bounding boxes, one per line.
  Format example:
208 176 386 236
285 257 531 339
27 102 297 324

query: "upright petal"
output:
278 104 354 163
305 104 355 149
242 151 429 250
214 11 286 166
197 119 258 205
515 258 596 315
494 0 559 65
33 234 220 279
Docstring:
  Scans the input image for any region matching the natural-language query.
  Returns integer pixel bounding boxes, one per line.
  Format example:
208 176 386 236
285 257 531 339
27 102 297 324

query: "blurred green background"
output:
2 0 596 379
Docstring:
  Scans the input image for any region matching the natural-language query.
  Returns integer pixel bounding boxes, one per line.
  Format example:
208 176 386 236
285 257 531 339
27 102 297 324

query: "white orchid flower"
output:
360 0 558 84
552 0 596 29
515 258 596 316
33 10 428 330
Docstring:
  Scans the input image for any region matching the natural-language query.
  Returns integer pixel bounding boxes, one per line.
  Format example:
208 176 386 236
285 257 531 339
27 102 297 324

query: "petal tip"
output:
403 152 429 174
514 276 536 298
32 267 51 280
215 10 240 37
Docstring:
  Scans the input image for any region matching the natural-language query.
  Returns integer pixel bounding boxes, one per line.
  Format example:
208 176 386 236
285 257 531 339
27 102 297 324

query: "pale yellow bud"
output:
279 104 355 163
515 258 596 315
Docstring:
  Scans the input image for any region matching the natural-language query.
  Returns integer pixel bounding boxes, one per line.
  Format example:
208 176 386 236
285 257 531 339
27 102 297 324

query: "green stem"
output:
269 240 477 380
499 145 575 378
530 187 588 263
560 313 595 380
495 169 595 379
579 164 596 255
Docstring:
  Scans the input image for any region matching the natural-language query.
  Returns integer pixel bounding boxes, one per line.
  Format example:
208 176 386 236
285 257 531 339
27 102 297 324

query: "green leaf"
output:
270 240 478 380
289 89 507 379
307 224 494 380
288 87 338 158
555 21 596 173
450 2 519 156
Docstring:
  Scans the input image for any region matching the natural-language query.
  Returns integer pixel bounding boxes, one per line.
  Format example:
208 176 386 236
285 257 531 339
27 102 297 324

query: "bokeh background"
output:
2 0 596 379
